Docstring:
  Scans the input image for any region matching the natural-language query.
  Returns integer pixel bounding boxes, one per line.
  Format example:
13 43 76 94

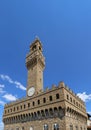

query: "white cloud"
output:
0 84 5 94
0 84 5 88
0 100 5 106
14 81 26 90
0 74 13 83
0 88 5 94
77 92 91 102
0 122 4 130
3 94 17 101
0 74 26 91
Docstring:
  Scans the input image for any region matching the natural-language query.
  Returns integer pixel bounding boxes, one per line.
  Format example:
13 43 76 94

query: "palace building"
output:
3 38 87 130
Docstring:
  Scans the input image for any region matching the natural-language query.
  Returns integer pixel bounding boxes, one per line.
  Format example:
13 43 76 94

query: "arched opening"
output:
45 109 49 118
34 112 37 120
30 126 33 130
54 107 58 117
58 107 64 118
31 113 34 120
37 111 41 119
28 113 31 121
41 110 45 118
54 123 59 130
44 124 48 130
49 108 53 117
70 125 73 130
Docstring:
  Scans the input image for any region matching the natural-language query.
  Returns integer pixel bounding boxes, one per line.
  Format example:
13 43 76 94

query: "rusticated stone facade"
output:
3 38 87 130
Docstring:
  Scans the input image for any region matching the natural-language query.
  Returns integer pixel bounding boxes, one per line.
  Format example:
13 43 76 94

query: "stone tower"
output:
26 38 45 97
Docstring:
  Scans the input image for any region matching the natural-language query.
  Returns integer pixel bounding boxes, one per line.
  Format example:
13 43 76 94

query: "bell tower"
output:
26 38 45 96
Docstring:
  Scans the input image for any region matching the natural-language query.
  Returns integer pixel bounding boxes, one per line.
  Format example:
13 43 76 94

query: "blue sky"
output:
0 0 91 129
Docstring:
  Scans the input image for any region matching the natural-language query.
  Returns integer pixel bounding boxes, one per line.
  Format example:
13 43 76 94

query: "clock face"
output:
28 87 35 96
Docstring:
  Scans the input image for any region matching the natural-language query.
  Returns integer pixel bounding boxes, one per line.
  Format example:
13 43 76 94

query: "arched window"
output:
38 100 40 105
32 101 35 106
67 94 69 100
13 107 15 111
22 127 24 130
44 124 48 130
17 106 19 111
20 105 22 110
73 99 75 104
16 128 19 130
56 93 60 99
32 45 36 51
24 104 26 109
76 126 78 130
49 96 52 101
28 103 30 107
43 97 46 103
54 123 59 130
80 127 82 130
45 109 49 117
30 126 33 130
70 125 73 130
70 97 72 102
5 110 6 114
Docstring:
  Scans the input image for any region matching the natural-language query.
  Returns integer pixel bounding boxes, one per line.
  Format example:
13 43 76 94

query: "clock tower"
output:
26 38 45 96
